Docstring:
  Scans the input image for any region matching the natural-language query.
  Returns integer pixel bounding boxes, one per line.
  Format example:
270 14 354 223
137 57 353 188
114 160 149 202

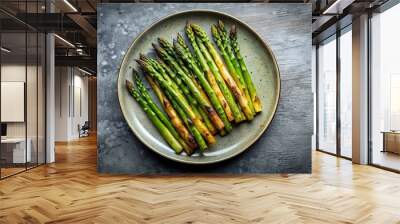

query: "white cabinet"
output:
1 138 31 163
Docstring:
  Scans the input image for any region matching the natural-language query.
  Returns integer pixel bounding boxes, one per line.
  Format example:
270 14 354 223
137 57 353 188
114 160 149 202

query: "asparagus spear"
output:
190 36 245 124
150 56 217 135
159 37 193 78
182 26 234 123
145 75 199 154
195 103 217 135
126 80 183 153
157 39 214 119
212 24 255 116
230 25 262 113
174 41 233 133
143 55 198 109
191 23 254 121
141 55 214 146
163 86 208 152
167 92 208 151
217 21 255 114
153 44 225 132
134 73 196 153
137 59 216 145
176 33 211 102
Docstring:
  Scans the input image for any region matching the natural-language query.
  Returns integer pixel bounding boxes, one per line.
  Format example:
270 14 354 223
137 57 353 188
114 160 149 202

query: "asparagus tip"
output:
125 79 134 91
158 37 170 47
185 21 192 30
139 53 148 61
211 24 220 39
152 43 159 50
152 43 163 55
218 20 225 30
135 59 146 68
177 32 184 42
173 41 183 57
190 23 203 34
230 25 237 37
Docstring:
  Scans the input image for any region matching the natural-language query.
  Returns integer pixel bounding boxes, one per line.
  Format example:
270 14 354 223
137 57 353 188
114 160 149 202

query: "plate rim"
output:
117 9 281 164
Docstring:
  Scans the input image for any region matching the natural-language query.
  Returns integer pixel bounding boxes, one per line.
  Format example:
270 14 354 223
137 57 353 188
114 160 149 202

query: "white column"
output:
46 32 55 163
352 14 369 164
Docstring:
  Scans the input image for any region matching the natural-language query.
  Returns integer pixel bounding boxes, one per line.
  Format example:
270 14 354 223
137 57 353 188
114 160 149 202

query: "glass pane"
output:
26 0 39 169
1 30 27 177
318 37 337 154
27 31 38 169
38 32 45 165
371 4 400 171
340 29 352 158
312 45 317 150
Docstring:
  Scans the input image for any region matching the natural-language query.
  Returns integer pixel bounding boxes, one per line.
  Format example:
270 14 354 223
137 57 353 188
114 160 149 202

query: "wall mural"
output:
97 3 312 174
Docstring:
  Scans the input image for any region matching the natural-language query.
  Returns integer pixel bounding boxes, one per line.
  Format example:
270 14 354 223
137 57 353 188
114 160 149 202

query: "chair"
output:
78 121 90 138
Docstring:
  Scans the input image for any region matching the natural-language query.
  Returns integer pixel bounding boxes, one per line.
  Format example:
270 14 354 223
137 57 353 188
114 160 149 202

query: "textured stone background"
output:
97 3 312 174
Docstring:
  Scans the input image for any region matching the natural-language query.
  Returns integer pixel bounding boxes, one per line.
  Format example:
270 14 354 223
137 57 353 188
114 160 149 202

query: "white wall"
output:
1 63 46 164
54 66 89 141
1 64 41 138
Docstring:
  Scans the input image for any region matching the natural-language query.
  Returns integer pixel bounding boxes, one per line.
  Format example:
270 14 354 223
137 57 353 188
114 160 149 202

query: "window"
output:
317 36 337 154
370 3 400 171
340 28 352 158
0 1 47 179
315 26 353 159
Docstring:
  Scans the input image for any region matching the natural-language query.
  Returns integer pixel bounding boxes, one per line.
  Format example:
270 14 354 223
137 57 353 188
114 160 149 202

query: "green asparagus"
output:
188 24 245 122
174 40 233 133
126 80 183 153
183 25 234 123
134 72 194 153
151 56 217 135
137 58 216 145
217 21 255 114
191 23 254 121
145 75 198 154
165 88 208 152
153 43 225 132
158 37 194 79
230 25 262 113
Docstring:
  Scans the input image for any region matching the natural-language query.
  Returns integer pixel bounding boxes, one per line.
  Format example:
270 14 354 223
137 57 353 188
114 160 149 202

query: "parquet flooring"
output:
1 135 400 223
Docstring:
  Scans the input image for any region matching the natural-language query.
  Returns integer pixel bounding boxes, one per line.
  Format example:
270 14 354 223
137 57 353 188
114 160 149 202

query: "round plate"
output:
118 10 280 164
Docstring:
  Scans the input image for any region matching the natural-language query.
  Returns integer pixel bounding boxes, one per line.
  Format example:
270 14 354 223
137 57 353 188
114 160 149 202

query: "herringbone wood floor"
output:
1 135 400 224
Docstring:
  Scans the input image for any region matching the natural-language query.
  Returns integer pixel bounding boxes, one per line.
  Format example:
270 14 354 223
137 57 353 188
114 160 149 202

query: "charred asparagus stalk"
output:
191 23 254 121
145 75 199 154
126 80 183 153
159 37 193 79
217 21 255 114
183 25 235 123
230 25 262 112
137 59 216 145
153 44 225 132
149 55 217 135
159 37 215 119
167 92 208 151
176 33 211 103
135 73 196 154
174 41 233 133
186 25 246 123
158 38 211 105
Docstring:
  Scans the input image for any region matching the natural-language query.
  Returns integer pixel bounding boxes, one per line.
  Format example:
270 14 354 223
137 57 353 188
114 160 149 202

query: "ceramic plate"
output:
118 10 280 164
